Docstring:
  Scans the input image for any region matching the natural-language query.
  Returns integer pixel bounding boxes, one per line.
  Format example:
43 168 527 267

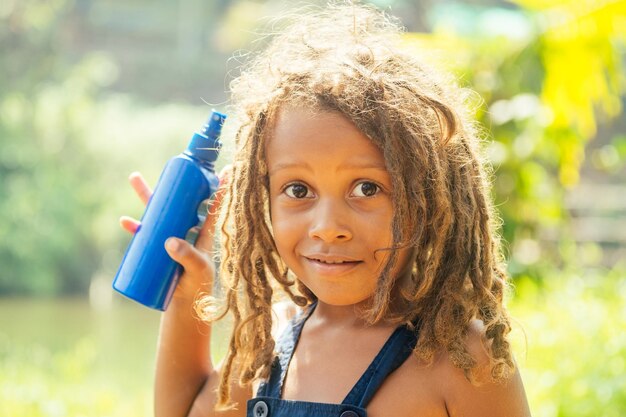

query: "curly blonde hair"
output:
197 2 514 408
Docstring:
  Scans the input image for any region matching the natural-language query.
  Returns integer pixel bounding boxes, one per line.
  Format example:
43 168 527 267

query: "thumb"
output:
164 237 213 277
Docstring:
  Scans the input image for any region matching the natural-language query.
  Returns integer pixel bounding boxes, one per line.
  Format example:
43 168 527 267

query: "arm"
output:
155 238 252 417
440 320 531 417
121 171 251 417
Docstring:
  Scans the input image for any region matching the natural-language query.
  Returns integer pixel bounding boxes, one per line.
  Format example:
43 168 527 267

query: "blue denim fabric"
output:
248 303 420 417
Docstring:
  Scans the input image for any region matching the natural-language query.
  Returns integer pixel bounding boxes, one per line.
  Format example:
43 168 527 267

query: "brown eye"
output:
284 183 311 199
352 181 379 197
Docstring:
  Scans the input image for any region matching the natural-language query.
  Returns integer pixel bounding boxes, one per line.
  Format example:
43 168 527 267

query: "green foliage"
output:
406 0 626 277
1 0 624 290
0 0 113 294
1 1 624 416
510 267 626 416
0 0 223 295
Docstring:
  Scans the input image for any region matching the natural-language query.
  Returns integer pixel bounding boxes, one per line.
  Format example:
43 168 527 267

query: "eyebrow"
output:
268 161 388 175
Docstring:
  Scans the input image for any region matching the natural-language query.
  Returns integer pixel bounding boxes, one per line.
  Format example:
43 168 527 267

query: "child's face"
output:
266 107 411 306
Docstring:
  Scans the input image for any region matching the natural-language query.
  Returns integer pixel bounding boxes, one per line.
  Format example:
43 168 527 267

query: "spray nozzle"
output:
186 110 227 162
201 111 227 138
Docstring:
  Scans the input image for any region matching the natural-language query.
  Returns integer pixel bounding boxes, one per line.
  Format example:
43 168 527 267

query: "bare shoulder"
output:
433 319 532 417
365 319 531 417
370 319 530 417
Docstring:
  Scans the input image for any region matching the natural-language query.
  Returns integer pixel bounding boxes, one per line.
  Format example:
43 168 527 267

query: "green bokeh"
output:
1 0 625 416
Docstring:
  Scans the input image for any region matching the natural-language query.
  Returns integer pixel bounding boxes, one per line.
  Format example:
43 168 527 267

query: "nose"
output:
308 198 353 242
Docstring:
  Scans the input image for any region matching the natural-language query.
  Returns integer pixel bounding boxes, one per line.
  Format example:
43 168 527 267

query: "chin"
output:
310 290 374 307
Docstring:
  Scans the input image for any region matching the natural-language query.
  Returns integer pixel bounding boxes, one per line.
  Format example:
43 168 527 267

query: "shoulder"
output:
432 319 531 417
366 321 488 417
370 319 530 417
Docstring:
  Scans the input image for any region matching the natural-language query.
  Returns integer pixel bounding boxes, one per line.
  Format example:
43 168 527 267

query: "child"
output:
121 3 531 417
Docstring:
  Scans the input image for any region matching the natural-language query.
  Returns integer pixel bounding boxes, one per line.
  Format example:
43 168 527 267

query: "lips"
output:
304 254 361 264
308 257 357 264
303 254 363 275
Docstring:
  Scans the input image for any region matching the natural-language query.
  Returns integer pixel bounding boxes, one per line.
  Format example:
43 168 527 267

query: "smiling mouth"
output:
303 257 362 276
304 256 364 269
308 258 360 264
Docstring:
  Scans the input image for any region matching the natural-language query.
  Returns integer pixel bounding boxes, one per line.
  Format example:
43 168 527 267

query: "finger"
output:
129 172 153 206
119 216 141 234
165 237 212 279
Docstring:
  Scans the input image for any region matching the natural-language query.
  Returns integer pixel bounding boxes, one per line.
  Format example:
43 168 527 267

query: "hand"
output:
119 167 231 302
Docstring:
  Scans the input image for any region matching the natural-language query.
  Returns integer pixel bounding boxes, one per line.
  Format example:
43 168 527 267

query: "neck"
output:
310 299 385 329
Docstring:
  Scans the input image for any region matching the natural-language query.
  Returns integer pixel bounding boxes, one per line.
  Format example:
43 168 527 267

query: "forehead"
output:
266 107 387 172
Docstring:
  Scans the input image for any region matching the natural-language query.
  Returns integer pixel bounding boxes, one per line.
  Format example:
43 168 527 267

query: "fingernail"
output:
165 238 179 253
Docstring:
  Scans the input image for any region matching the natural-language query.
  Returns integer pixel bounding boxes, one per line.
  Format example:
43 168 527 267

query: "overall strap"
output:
342 322 420 408
256 302 317 398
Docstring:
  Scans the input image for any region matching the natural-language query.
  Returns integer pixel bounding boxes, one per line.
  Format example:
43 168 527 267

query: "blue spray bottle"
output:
112 110 226 310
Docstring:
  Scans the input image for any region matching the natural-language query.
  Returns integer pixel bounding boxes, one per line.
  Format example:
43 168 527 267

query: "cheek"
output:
269 206 296 254
365 209 395 243
366 208 404 266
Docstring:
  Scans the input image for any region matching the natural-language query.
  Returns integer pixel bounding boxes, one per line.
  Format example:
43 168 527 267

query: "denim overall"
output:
247 304 420 417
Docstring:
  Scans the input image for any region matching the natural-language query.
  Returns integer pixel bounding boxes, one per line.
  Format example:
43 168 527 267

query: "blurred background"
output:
1 0 625 415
